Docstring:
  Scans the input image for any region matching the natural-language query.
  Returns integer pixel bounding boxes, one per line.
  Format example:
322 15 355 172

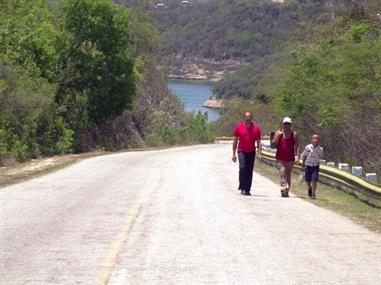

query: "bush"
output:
10 137 29 162
0 128 6 164
144 110 213 146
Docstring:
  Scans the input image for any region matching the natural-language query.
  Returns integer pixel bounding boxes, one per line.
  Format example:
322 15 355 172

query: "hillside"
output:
0 0 213 165
150 0 380 90
149 0 381 174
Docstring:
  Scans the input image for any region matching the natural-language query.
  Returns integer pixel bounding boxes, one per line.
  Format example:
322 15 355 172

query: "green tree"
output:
0 0 60 79
57 0 136 128
0 1 73 162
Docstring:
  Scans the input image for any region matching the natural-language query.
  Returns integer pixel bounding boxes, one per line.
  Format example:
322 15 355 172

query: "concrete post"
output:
366 173 377 184
351 166 363 177
338 163 350 172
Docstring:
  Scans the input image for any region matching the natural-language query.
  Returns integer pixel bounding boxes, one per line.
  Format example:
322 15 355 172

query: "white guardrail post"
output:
352 166 363 177
366 173 378 184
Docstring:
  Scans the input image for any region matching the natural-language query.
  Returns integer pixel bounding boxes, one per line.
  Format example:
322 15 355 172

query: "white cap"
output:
282 117 292 124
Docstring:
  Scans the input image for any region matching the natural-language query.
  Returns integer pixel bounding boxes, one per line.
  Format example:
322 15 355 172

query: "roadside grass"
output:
255 160 381 234
0 152 108 189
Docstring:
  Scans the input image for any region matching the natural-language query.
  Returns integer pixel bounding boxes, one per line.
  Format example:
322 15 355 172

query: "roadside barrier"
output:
215 136 270 142
215 136 381 207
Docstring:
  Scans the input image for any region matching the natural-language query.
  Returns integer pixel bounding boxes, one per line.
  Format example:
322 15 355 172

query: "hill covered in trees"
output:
152 0 379 95
151 0 381 174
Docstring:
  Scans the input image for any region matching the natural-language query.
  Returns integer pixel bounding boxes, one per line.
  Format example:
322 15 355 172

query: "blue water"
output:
168 79 220 122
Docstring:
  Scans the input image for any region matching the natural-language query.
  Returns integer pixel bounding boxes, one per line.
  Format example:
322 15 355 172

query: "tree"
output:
0 0 73 162
57 0 136 128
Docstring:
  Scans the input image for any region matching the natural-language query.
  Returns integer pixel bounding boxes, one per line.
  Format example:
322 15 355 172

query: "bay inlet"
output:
168 79 220 122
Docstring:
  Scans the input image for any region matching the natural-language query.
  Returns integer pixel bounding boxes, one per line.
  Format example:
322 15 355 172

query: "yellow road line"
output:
93 175 156 285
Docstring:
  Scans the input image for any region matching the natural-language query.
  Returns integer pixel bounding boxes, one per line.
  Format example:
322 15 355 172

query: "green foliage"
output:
145 111 175 145
213 53 282 102
153 0 381 101
154 0 300 61
0 127 6 163
0 64 74 159
54 117 74 154
0 0 209 165
212 97 278 137
269 5 381 172
272 7 381 128
58 0 136 127
37 115 74 155
0 0 60 79
145 110 213 146
9 136 29 162
0 0 75 163
153 0 374 62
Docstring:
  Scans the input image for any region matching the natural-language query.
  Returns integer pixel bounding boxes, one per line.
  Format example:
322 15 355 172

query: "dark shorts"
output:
305 165 320 182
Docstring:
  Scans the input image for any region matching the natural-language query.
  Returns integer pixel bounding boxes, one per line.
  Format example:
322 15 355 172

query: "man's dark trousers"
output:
238 151 256 193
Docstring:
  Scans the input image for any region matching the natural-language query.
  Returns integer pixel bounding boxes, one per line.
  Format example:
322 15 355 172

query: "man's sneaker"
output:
241 190 251 196
308 188 312 197
281 190 289 197
311 193 316 199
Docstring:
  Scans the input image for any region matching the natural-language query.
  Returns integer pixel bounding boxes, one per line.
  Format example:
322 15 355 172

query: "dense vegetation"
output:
154 0 333 60
152 0 381 174
270 5 381 172
0 0 213 165
152 0 379 98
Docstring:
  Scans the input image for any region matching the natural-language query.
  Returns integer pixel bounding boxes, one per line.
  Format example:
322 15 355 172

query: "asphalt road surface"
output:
1 144 380 285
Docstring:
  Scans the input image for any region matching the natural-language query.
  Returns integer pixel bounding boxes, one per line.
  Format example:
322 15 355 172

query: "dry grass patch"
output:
0 152 107 188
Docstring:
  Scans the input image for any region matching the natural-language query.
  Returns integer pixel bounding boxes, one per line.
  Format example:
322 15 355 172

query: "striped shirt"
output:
302 144 324 166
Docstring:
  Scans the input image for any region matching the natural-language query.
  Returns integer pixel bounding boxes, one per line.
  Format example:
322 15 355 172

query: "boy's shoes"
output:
308 188 312 197
281 190 289 197
241 190 251 196
311 192 316 199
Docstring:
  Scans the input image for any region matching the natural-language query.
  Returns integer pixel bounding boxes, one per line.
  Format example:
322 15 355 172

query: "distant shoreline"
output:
167 78 223 110
168 75 222 82
202 98 223 109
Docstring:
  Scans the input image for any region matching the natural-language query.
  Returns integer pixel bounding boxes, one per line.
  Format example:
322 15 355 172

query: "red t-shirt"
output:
234 122 261 152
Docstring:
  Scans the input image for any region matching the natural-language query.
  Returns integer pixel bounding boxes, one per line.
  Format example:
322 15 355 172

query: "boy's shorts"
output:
305 165 320 182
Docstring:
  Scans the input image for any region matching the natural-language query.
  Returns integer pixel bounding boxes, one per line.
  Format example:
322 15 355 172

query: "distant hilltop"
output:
154 1 193 8
166 57 247 82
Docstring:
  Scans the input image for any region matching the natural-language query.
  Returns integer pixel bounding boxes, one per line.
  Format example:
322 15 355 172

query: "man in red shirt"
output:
232 112 262 195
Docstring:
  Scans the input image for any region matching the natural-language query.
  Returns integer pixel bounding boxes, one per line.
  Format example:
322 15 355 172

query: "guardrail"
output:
215 136 381 207
215 136 270 142
260 150 381 208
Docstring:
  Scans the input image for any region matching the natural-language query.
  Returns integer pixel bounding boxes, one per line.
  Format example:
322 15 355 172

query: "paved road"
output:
1 144 380 284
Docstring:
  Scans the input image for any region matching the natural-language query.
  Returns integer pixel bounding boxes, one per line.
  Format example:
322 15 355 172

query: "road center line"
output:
93 165 162 285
